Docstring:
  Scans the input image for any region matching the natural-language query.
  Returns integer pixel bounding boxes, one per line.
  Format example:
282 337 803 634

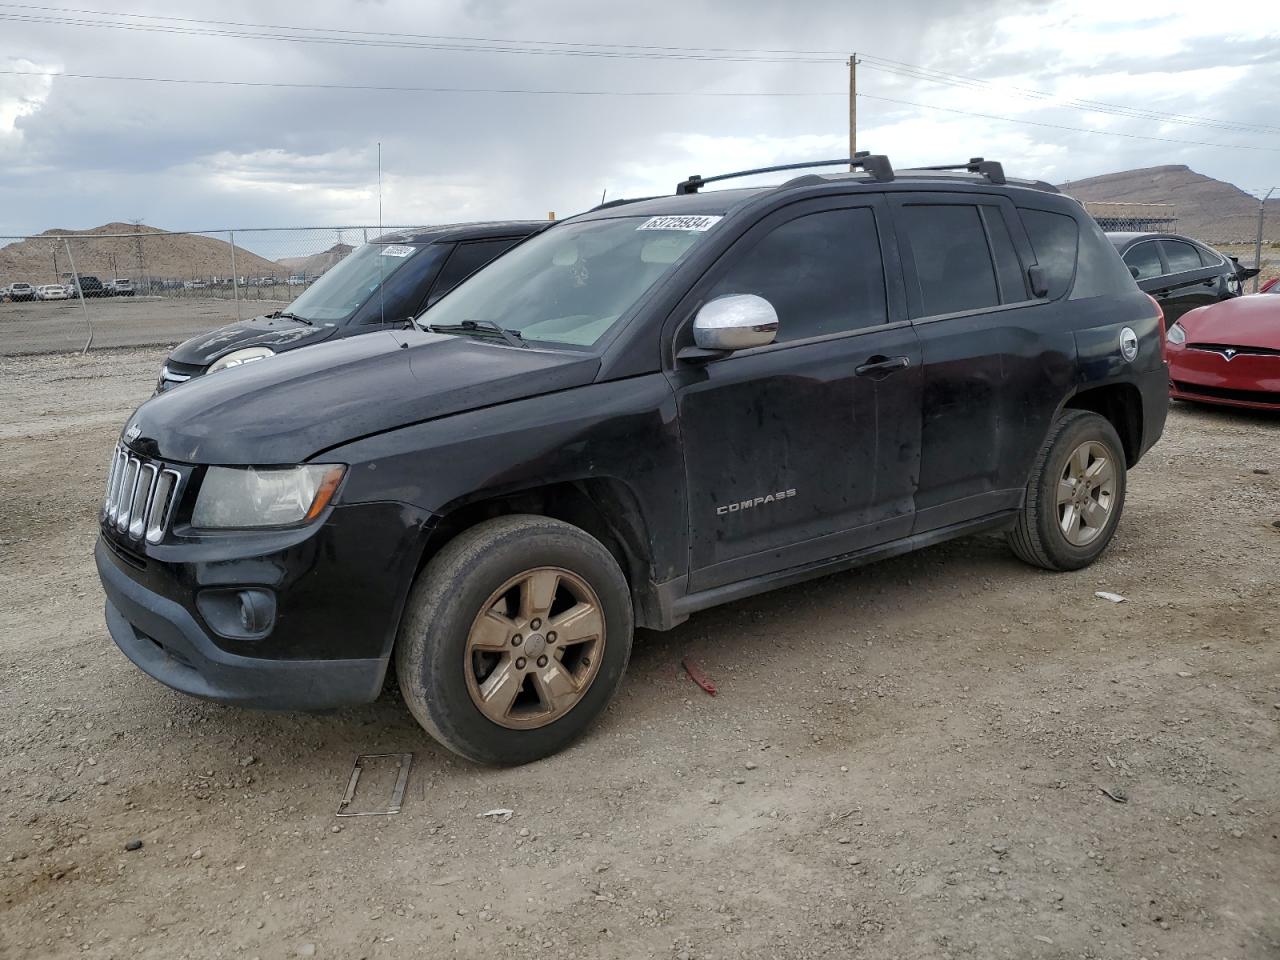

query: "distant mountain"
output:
277 243 354 278
1061 165 1279 243
0 223 278 285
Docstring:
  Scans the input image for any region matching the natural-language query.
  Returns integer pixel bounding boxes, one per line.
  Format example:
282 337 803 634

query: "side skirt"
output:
649 510 1019 631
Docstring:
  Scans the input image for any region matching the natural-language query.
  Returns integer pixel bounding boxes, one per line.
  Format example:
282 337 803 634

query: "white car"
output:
111 279 135 297
36 284 69 301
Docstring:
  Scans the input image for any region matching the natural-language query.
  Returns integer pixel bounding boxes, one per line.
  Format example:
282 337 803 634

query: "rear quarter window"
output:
1018 208 1077 300
1071 217 1140 299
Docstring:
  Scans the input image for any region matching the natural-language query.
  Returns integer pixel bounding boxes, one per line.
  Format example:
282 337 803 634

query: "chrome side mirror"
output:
692 294 779 352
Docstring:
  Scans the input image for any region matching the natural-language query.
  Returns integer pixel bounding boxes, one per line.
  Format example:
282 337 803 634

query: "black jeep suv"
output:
96 156 1167 765
156 221 543 391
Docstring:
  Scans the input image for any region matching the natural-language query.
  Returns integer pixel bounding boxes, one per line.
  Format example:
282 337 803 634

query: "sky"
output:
1 0 1278 243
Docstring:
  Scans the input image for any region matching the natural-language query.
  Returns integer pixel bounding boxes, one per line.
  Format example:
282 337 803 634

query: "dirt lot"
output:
1 348 1278 960
0 296 288 356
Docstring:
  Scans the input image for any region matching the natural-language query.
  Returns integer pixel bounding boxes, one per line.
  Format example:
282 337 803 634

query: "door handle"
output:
855 355 911 378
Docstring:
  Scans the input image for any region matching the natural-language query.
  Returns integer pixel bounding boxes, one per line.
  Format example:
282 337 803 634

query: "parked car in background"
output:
67 275 109 298
111 279 136 297
100 157 1168 764
36 284 70 300
286 275 307 286
1107 233 1259 325
8 281 36 301
1167 294 1280 410
155 221 543 392
1260 276 1278 294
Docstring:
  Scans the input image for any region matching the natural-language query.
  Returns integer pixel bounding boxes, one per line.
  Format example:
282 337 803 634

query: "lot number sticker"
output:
637 215 723 232
379 244 415 258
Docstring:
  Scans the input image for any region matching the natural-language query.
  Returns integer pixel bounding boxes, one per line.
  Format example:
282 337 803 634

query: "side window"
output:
707 207 887 343
1072 216 1139 300
1160 240 1203 274
1197 245 1223 267
1122 242 1162 280
899 204 999 316
981 207 1029 303
428 238 520 305
1019 208 1079 299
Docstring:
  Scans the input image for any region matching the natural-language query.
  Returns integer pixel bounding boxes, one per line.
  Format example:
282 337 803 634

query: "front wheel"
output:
395 515 633 765
1008 410 1127 571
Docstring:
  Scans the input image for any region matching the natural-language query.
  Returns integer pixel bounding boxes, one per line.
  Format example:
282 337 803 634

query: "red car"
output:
1167 295 1280 410
1260 277 1278 294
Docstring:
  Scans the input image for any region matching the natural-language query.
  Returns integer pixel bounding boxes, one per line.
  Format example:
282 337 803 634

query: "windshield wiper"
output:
271 310 312 326
427 319 527 348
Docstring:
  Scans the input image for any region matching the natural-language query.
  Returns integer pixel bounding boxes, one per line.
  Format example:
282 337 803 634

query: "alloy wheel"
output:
1056 440 1117 546
464 566 606 729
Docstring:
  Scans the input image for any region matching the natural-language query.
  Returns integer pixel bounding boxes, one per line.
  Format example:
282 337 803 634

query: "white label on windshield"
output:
637 215 722 232
379 244 415 258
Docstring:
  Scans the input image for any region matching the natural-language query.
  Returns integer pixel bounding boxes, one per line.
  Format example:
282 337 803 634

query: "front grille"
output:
102 446 182 544
1173 381 1280 406
1187 343 1280 358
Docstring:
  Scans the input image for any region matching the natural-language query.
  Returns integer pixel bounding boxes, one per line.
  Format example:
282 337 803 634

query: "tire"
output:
1007 409 1127 571
395 514 633 765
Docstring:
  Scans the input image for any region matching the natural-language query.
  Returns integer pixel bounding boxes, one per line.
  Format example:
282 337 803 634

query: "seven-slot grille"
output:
102 446 181 544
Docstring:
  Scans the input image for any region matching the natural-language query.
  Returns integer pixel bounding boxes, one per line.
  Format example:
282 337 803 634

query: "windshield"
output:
285 242 428 323
418 215 720 346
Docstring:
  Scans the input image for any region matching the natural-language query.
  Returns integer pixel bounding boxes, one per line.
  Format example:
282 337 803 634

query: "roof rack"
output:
905 157 1006 185
675 153 895 195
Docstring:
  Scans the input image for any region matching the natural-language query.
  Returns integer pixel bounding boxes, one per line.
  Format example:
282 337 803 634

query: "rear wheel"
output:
395 515 633 765
1008 410 1127 571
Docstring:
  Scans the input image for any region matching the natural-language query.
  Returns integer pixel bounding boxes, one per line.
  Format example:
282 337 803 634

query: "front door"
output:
668 196 922 593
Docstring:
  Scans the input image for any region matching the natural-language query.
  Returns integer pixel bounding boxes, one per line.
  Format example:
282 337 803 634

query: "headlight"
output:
208 346 275 373
1166 322 1186 345
192 464 346 528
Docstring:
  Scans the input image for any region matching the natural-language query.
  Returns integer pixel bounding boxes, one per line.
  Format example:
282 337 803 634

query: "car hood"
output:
1177 295 1280 348
127 329 600 464
168 314 339 365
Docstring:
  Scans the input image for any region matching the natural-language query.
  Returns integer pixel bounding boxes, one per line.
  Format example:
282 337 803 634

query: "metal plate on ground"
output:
336 753 413 817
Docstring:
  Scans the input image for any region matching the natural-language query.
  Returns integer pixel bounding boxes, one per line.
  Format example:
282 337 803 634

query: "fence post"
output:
229 230 242 321
1255 188 1275 293
62 238 93 353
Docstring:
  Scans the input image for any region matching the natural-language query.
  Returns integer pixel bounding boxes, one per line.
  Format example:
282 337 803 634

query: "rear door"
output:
891 194 1076 532
1154 239 1226 323
670 195 922 591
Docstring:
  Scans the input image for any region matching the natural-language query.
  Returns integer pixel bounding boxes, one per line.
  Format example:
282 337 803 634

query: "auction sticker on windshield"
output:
379 245 415 258
636 215 723 232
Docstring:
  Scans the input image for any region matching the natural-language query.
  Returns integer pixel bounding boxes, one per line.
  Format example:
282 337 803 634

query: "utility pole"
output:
848 53 857 169
1254 187 1275 293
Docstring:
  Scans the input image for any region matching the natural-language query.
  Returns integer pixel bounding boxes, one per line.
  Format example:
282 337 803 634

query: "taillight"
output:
1146 293 1167 363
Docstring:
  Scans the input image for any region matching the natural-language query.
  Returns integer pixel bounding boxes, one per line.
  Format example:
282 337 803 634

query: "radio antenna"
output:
376 140 386 328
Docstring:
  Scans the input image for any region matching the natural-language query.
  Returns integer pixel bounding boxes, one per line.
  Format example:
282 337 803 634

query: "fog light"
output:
197 588 276 641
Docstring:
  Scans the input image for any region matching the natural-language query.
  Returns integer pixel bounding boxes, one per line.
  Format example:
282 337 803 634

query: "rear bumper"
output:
96 538 388 710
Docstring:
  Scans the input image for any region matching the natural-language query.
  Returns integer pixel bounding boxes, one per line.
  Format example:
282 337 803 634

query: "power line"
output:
5 2 1276 138
0 12 842 62
0 68 840 96
859 92 1280 153
8 67 1278 153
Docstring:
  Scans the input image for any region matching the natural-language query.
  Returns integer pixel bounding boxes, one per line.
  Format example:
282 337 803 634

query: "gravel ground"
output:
1 348 1278 960
0 296 287 356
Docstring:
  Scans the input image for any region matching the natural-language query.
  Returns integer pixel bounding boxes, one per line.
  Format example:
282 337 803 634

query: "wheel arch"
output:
416 478 664 629
1061 382 1144 467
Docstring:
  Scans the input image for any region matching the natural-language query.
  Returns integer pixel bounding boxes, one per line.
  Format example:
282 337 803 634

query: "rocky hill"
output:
276 243 354 279
0 223 278 286
1061 166 1279 243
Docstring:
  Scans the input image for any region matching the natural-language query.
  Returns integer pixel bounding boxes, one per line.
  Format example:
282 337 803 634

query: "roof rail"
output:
907 157 1006 185
675 153 895 195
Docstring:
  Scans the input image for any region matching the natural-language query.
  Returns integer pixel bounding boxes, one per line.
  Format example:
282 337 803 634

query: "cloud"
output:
0 0 1277 237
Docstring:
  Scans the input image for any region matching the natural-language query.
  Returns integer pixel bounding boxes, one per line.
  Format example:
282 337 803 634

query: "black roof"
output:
575 156 1062 223
374 221 546 245
1105 231 1201 250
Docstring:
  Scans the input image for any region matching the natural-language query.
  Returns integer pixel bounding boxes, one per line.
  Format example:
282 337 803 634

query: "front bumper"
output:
1169 348 1280 411
97 539 388 710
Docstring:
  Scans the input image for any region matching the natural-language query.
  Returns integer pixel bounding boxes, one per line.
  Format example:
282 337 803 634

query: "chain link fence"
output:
1081 202 1178 234
0 226 417 354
